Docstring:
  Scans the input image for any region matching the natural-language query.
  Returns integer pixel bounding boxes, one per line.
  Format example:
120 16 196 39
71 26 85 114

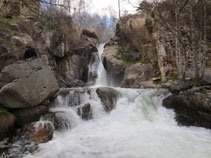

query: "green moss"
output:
0 17 25 24
0 18 23 35
10 29 20 35
172 74 179 80
166 74 179 81
0 22 20 35
117 47 126 56
0 108 9 116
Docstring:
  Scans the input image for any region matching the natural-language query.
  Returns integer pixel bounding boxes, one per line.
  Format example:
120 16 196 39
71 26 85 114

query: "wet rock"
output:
11 106 49 126
121 63 154 88
57 87 91 107
0 57 60 109
56 44 97 85
96 87 120 112
0 110 16 140
25 122 54 144
8 135 38 158
77 103 92 120
163 86 211 129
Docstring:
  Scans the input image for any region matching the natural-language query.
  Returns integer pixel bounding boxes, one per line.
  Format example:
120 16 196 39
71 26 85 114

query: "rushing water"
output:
87 44 108 86
24 44 211 158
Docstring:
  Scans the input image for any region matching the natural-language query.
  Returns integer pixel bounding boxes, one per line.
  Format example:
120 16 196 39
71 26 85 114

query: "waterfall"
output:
24 44 211 158
94 44 108 86
87 44 108 86
87 52 100 85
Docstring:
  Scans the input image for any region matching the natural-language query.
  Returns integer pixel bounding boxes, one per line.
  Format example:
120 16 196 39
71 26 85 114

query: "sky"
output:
89 0 141 17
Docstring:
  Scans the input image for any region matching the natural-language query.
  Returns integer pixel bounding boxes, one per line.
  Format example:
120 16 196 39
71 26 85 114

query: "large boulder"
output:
96 87 120 112
163 86 211 129
25 122 54 144
119 14 156 60
0 57 59 109
121 63 155 88
11 105 49 126
102 45 126 85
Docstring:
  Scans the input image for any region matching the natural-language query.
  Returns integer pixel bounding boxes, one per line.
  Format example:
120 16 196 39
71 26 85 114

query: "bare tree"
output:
118 0 121 19
138 0 209 80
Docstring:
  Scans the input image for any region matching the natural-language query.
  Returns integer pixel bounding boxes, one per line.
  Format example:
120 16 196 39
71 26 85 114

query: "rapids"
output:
24 44 211 158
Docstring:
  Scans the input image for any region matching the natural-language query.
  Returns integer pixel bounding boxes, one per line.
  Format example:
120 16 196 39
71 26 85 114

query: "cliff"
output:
102 11 211 129
103 12 211 88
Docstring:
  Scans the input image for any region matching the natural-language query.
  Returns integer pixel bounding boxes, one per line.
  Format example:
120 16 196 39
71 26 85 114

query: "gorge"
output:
0 0 211 158
23 44 211 158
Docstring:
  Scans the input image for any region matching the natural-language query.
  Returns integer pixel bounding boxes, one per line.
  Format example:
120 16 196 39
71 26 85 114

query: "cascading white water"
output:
87 52 100 84
24 44 211 158
94 44 108 86
87 44 108 86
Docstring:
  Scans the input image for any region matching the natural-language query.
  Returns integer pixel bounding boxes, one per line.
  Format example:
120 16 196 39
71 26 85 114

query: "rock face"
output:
0 17 99 88
56 44 98 86
25 122 54 144
82 28 98 39
102 45 125 85
163 86 211 129
0 110 15 140
96 87 120 112
121 63 154 88
0 16 99 140
0 57 59 109
120 14 156 60
100 13 179 88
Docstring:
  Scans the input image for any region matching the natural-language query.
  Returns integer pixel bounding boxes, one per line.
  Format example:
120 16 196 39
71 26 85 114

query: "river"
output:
24 44 211 158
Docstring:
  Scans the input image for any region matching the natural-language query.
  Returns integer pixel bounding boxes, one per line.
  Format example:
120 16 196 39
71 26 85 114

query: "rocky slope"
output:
0 16 99 142
0 17 99 87
102 14 177 88
102 13 211 88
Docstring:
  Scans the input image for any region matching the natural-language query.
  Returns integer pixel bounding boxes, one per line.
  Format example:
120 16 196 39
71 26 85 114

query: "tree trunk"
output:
118 0 121 20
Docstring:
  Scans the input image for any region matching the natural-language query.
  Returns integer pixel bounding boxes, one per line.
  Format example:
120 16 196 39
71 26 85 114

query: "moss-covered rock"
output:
0 108 16 140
